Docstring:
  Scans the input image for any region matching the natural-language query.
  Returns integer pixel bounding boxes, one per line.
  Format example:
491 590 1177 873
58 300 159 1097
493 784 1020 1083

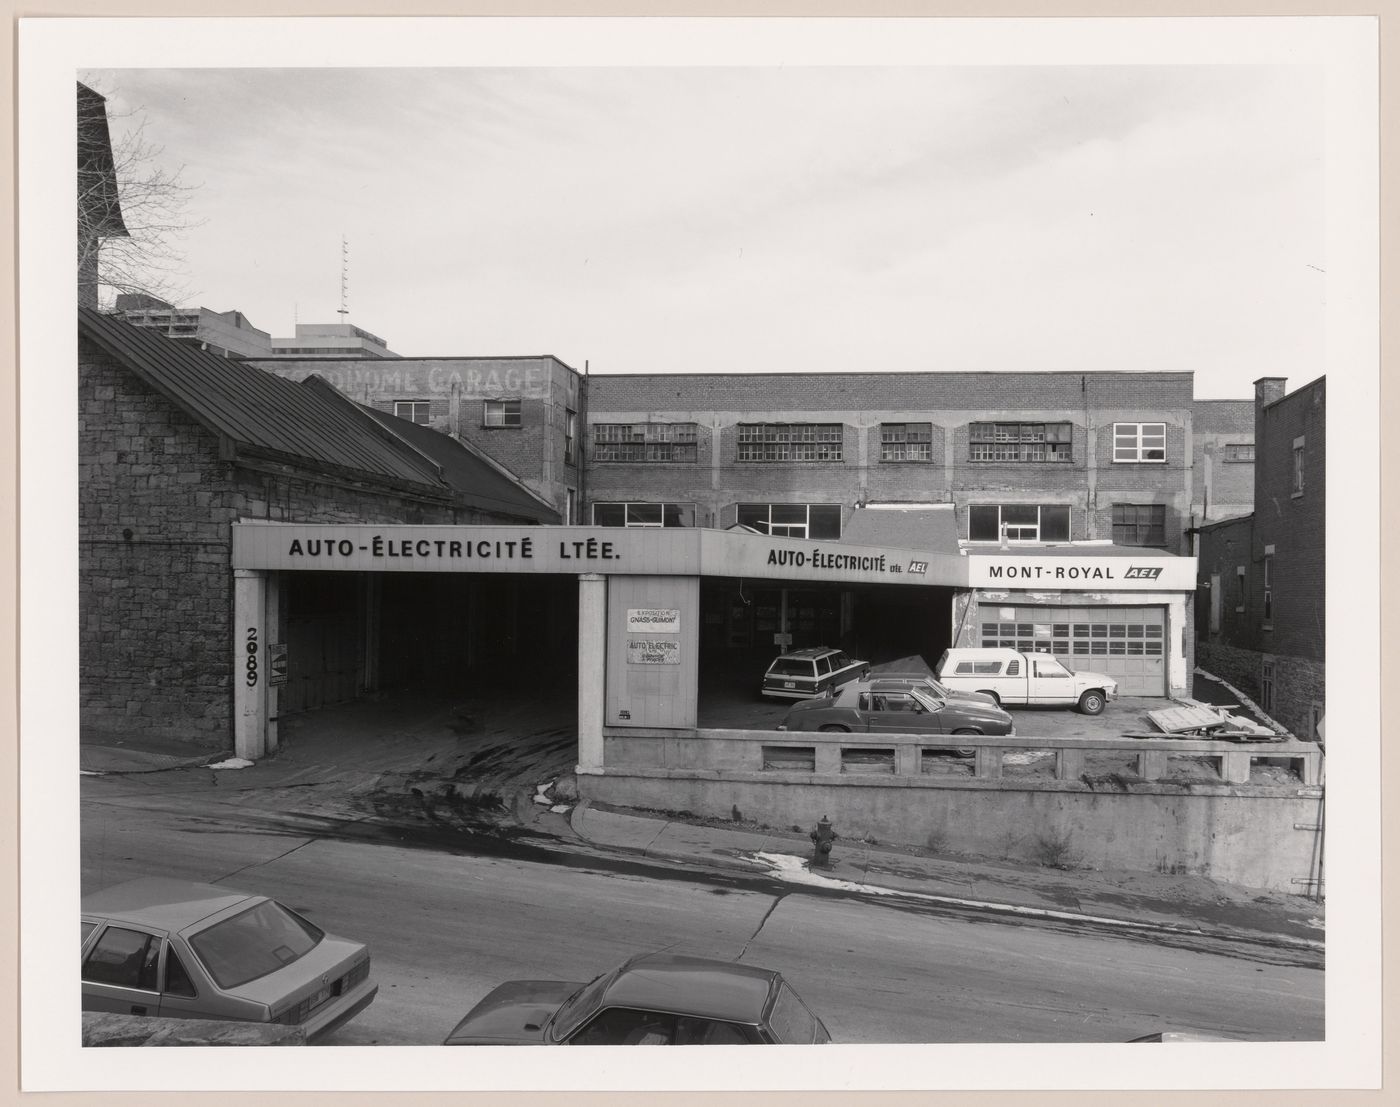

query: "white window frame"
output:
565 409 577 465
967 504 1071 543
736 503 841 539
1262 555 1273 626
1293 436 1306 495
1224 443 1255 462
393 400 431 425
592 502 697 528
484 399 522 427
1112 422 1167 463
592 422 698 462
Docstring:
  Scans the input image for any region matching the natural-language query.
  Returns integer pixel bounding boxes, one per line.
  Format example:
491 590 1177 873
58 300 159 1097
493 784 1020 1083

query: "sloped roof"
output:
357 402 559 523
842 505 960 554
81 307 445 488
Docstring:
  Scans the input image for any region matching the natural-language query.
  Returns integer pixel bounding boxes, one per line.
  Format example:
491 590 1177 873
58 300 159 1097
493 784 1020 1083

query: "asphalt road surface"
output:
80 783 1324 1046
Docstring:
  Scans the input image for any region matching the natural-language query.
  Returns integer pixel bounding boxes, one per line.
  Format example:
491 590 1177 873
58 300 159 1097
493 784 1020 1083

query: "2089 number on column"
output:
245 626 259 687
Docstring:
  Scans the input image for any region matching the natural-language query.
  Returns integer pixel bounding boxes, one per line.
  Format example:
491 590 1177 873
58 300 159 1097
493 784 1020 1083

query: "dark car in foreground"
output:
443 953 830 1045
777 679 1015 735
81 877 377 1041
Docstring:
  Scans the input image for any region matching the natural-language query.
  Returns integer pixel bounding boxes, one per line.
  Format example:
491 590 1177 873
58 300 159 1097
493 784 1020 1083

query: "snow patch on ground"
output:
207 757 254 770
80 770 102 776
747 851 1206 933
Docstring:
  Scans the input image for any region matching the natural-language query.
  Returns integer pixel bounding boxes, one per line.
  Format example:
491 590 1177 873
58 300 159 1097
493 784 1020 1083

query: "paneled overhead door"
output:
978 605 1167 696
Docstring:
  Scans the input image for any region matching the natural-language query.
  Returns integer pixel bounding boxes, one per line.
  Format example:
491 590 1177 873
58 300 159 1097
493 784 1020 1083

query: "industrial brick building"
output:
1196 377 1326 739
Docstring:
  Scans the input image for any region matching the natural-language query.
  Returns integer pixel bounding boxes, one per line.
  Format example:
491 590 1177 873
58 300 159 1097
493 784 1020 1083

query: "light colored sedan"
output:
81 877 377 1041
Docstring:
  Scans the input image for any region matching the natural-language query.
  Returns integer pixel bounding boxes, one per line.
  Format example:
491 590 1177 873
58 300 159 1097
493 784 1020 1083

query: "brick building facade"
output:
582 370 1207 553
1196 377 1326 738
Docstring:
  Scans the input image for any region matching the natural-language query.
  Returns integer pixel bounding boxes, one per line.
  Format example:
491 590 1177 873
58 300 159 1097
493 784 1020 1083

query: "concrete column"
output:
576 573 607 775
264 573 281 755
232 570 268 761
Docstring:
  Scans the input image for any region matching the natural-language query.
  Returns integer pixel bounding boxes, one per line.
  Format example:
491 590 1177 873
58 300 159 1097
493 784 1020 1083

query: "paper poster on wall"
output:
627 608 681 633
627 639 680 665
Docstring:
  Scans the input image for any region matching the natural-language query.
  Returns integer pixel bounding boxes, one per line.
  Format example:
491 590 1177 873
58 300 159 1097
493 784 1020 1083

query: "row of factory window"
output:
589 421 1168 464
590 501 1169 546
389 403 1249 471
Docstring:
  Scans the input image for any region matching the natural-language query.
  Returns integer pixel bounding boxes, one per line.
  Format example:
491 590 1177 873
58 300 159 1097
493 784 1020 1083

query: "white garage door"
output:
978 606 1167 697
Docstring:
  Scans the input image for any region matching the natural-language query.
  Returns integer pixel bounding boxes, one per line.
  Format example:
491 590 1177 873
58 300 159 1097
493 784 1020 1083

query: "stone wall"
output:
1196 642 1324 740
78 338 463 745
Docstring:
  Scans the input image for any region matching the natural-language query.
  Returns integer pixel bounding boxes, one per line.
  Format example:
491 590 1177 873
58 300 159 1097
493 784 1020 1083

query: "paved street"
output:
81 778 1324 1046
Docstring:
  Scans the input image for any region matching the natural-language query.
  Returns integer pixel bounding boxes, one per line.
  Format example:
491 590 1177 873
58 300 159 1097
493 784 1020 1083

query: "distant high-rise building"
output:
267 323 398 359
115 294 273 359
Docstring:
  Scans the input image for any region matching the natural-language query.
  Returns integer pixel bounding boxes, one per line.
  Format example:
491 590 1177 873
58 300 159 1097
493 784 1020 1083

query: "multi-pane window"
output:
737 423 843 462
969 423 1072 462
484 399 522 427
565 488 576 525
1224 443 1255 462
1112 422 1166 462
1111 504 1167 547
593 502 696 528
737 503 841 539
880 423 933 462
593 423 698 463
967 504 1070 543
1293 437 1305 494
394 401 431 425
564 409 577 465
981 621 1163 657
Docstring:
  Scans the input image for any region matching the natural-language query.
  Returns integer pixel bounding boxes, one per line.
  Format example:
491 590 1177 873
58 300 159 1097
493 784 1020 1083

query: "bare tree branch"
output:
78 82 204 309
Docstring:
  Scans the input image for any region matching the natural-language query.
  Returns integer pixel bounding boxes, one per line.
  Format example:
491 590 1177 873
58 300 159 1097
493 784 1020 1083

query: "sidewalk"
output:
80 731 230 774
79 727 1325 953
568 801 1325 951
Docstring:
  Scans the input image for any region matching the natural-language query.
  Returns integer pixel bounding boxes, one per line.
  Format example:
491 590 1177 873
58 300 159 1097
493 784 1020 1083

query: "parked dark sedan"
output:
777 679 1015 735
443 952 830 1045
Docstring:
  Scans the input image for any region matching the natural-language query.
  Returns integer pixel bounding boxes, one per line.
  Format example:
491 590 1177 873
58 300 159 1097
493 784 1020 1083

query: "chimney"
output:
1253 377 1287 413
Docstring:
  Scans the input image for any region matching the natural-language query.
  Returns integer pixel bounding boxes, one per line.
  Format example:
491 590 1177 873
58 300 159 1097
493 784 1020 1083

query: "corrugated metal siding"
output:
80 308 444 487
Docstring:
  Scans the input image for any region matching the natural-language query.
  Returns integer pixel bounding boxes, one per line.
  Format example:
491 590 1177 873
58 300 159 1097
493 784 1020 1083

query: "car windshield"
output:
767 982 824 1043
188 900 324 989
549 968 617 1041
910 689 942 711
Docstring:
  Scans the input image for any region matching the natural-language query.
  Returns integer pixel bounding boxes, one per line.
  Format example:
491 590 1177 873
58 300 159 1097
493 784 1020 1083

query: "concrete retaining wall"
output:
578 771 1324 892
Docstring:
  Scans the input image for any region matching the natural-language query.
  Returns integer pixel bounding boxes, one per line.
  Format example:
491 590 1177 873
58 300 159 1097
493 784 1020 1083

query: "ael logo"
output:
1123 566 1164 580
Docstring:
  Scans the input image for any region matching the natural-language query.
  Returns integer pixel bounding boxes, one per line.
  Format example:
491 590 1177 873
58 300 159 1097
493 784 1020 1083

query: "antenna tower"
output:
338 236 349 319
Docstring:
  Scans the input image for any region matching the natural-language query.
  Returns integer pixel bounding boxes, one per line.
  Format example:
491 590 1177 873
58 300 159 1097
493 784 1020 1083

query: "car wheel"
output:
818 724 851 733
979 691 1000 705
952 728 982 735
1078 690 1106 715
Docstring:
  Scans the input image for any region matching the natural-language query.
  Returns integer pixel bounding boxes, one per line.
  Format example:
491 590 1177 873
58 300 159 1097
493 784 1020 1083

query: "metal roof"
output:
841 505 961 555
81 308 451 490
358 403 559 523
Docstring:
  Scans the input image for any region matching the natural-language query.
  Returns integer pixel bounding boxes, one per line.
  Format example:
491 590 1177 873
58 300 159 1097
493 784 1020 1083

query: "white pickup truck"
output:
933 648 1117 715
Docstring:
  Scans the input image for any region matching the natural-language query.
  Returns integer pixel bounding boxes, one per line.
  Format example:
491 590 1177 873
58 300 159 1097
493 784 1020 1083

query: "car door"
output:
813 654 834 695
863 691 946 735
1027 655 1074 704
81 922 164 1016
155 938 212 1020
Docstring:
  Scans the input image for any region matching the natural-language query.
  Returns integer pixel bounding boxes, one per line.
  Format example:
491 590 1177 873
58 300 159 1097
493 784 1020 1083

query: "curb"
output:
569 800 1323 954
80 751 234 776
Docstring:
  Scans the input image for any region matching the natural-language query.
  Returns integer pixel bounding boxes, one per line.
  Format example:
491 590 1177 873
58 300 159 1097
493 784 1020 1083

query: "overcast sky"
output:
81 64 1325 399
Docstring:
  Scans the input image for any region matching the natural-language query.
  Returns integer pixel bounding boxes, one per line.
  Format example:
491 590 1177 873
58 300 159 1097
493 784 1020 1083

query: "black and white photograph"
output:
15 13 1382 1097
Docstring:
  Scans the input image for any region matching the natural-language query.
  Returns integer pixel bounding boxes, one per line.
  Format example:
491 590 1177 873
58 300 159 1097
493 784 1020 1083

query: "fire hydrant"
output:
810 815 836 868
